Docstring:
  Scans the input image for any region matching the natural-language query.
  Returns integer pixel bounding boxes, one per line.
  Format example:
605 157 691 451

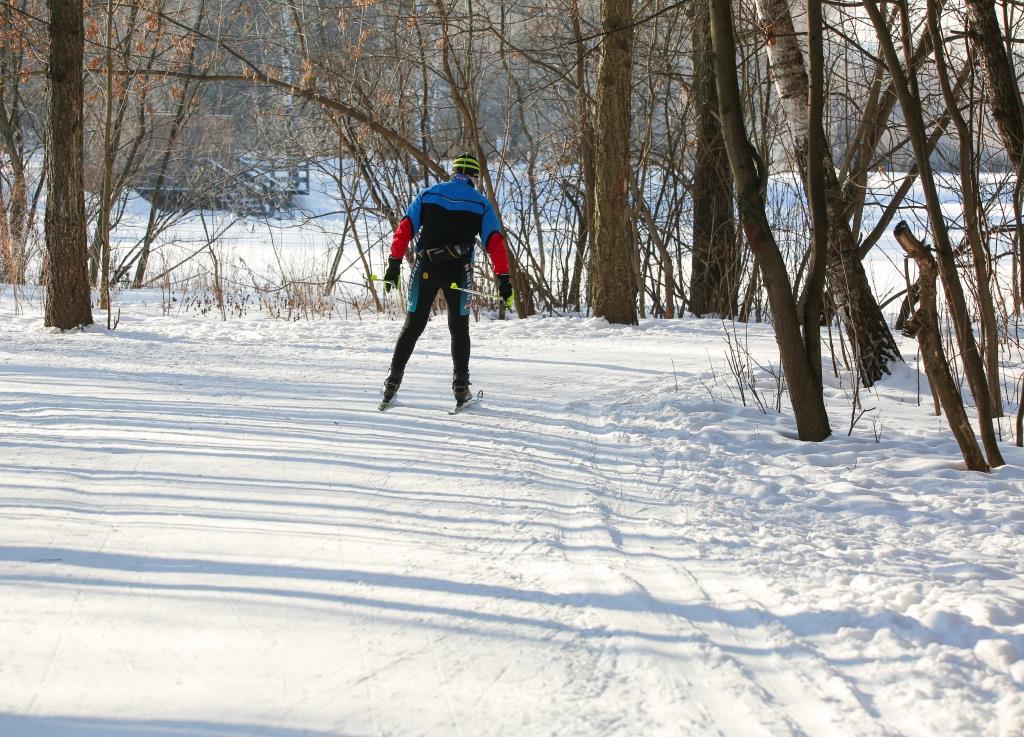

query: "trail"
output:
0 309 1021 737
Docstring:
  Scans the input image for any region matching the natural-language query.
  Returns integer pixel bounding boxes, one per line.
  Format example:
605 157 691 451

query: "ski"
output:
448 398 475 415
449 390 483 415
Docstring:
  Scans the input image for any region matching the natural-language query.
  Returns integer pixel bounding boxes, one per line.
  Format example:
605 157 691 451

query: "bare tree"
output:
710 0 830 441
928 0 1003 414
863 0 1004 468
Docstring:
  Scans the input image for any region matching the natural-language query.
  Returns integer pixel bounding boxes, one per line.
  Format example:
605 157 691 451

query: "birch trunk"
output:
756 0 901 386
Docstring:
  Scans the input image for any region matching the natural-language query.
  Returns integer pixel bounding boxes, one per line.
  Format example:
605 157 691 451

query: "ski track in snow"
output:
1 302 1022 737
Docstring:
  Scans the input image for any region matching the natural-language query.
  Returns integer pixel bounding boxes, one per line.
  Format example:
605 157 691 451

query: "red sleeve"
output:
390 217 414 260
486 232 509 274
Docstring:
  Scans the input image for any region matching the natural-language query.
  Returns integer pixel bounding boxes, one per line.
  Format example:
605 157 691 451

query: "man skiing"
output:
379 153 513 410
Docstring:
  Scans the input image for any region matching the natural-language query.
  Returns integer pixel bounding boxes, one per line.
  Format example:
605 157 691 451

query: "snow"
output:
1 295 1022 737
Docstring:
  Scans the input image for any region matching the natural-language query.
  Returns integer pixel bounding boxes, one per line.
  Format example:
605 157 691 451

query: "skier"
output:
379 153 513 409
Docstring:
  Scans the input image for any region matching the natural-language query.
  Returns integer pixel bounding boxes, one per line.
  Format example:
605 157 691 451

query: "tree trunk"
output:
964 0 1024 175
928 0 1003 415
689 0 739 318
802 0 828 387
756 0 901 386
710 0 830 441
895 223 988 471
98 0 116 319
569 0 595 312
44 0 93 330
590 0 637 325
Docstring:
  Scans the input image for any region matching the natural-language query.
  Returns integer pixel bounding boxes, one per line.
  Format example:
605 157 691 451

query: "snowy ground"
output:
1 298 1023 737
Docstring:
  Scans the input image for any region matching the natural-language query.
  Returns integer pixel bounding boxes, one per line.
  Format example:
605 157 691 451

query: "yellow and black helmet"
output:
452 152 481 177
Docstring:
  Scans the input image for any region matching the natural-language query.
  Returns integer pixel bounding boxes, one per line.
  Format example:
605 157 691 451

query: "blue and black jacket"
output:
389 175 510 274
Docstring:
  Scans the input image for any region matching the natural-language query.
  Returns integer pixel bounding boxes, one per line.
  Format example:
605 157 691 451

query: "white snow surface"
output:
1 299 1023 737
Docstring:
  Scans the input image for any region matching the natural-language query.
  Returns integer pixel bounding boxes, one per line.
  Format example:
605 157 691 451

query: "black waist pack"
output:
422 242 473 264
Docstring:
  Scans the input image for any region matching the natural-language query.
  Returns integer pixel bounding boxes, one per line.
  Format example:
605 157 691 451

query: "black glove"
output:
383 257 402 293
496 273 514 306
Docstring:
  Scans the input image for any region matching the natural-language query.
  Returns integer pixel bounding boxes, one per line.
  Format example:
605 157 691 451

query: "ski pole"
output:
450 282 514 310
370 274 399 290
449 282 500 299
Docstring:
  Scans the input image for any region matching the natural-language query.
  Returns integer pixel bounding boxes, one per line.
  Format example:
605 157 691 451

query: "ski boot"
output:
452 372 472 407
379 370 403 411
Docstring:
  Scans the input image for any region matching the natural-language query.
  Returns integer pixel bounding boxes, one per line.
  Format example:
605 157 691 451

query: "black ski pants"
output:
389 257 472 379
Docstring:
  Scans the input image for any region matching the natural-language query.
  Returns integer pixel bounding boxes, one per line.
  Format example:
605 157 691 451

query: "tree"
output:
689 0 739 318
591 0 638 325
710 0 831 441
44 0 92 330
863 0 1003 468
927 0 1003 415
803 0 828 388
569 0 596 312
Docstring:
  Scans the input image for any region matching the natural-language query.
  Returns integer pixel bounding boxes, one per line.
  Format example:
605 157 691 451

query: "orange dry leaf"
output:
300 59 315 91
